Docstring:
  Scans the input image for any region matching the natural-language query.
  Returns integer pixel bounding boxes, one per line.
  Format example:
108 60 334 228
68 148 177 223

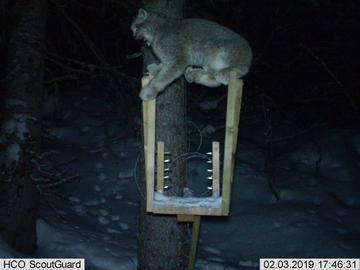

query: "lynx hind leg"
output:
214 66 248 85
185 67 221 88
146 63 163 76
139 85 157 101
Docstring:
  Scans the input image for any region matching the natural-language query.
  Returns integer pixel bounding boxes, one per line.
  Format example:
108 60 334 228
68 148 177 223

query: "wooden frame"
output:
142 71 243 216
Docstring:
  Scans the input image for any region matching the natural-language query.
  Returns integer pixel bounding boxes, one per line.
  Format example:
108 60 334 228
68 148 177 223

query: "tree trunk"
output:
138 1 188 269
0 0 46 254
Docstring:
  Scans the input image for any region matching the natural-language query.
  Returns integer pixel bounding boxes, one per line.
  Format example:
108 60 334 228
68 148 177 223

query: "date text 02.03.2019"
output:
260 258 360 270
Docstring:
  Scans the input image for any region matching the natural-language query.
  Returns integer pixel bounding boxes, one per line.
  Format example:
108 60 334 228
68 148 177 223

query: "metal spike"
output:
164 175 171 179
164 168 171 172
207 176 213 180
206 160 212 164
164 185 169 190
207 186 213 190
206 152 213 155
207 169 213 172
164 159 171 163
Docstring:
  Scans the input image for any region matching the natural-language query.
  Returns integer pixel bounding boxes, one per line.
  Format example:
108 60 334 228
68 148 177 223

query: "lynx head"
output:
131 9 164 45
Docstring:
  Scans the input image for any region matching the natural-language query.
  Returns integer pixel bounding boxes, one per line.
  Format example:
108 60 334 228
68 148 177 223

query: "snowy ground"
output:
1 91 359 270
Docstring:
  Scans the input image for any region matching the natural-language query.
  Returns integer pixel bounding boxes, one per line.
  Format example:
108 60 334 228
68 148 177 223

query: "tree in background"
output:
0 0 46 254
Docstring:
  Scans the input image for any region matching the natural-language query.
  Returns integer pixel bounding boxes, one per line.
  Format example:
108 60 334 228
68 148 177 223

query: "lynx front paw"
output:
139 86 157 101
184 67 198 83
146 63 162 76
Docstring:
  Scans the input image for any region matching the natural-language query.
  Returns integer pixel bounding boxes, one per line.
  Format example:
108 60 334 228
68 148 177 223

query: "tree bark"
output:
138 1 188 269
0 0 46 254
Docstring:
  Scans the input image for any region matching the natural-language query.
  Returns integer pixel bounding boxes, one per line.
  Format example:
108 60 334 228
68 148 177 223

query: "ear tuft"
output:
138 9 148 19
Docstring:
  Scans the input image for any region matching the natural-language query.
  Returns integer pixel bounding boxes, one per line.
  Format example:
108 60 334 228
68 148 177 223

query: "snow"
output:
34 220 137 270
3 113 30 142
0 113 32 168
0 113 35 168
1 91 359 270
5 143 22 167
154 192 222 208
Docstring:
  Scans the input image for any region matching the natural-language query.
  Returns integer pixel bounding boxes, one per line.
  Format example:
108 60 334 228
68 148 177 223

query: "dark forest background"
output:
1 0 359 130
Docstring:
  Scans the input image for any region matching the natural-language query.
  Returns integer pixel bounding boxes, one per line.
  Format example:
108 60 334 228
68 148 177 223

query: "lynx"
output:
131 9 252 100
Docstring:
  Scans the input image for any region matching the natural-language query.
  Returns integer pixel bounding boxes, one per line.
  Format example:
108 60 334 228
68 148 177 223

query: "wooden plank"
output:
221 70 243 215
156 141 165 192
152 203 223 216
177 214 196 222
232 80 244 172
212 141 220 197
188 216 201 270
142 75 153 169
142 75 156 212
145 100 156 212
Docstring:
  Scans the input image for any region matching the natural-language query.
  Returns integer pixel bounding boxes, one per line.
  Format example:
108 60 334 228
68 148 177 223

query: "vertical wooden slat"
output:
156 141 165 192
221 71 243 215
231 81 243 173
188 216 201 270
142 76 156 212
212 141 220 197
142 76 152 163
177 214 196 222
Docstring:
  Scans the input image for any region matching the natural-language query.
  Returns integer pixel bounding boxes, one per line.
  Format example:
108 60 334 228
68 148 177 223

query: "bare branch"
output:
300 43 359 118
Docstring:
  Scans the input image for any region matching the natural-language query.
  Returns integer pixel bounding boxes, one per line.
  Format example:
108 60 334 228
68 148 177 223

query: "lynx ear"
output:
138 9 148 20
